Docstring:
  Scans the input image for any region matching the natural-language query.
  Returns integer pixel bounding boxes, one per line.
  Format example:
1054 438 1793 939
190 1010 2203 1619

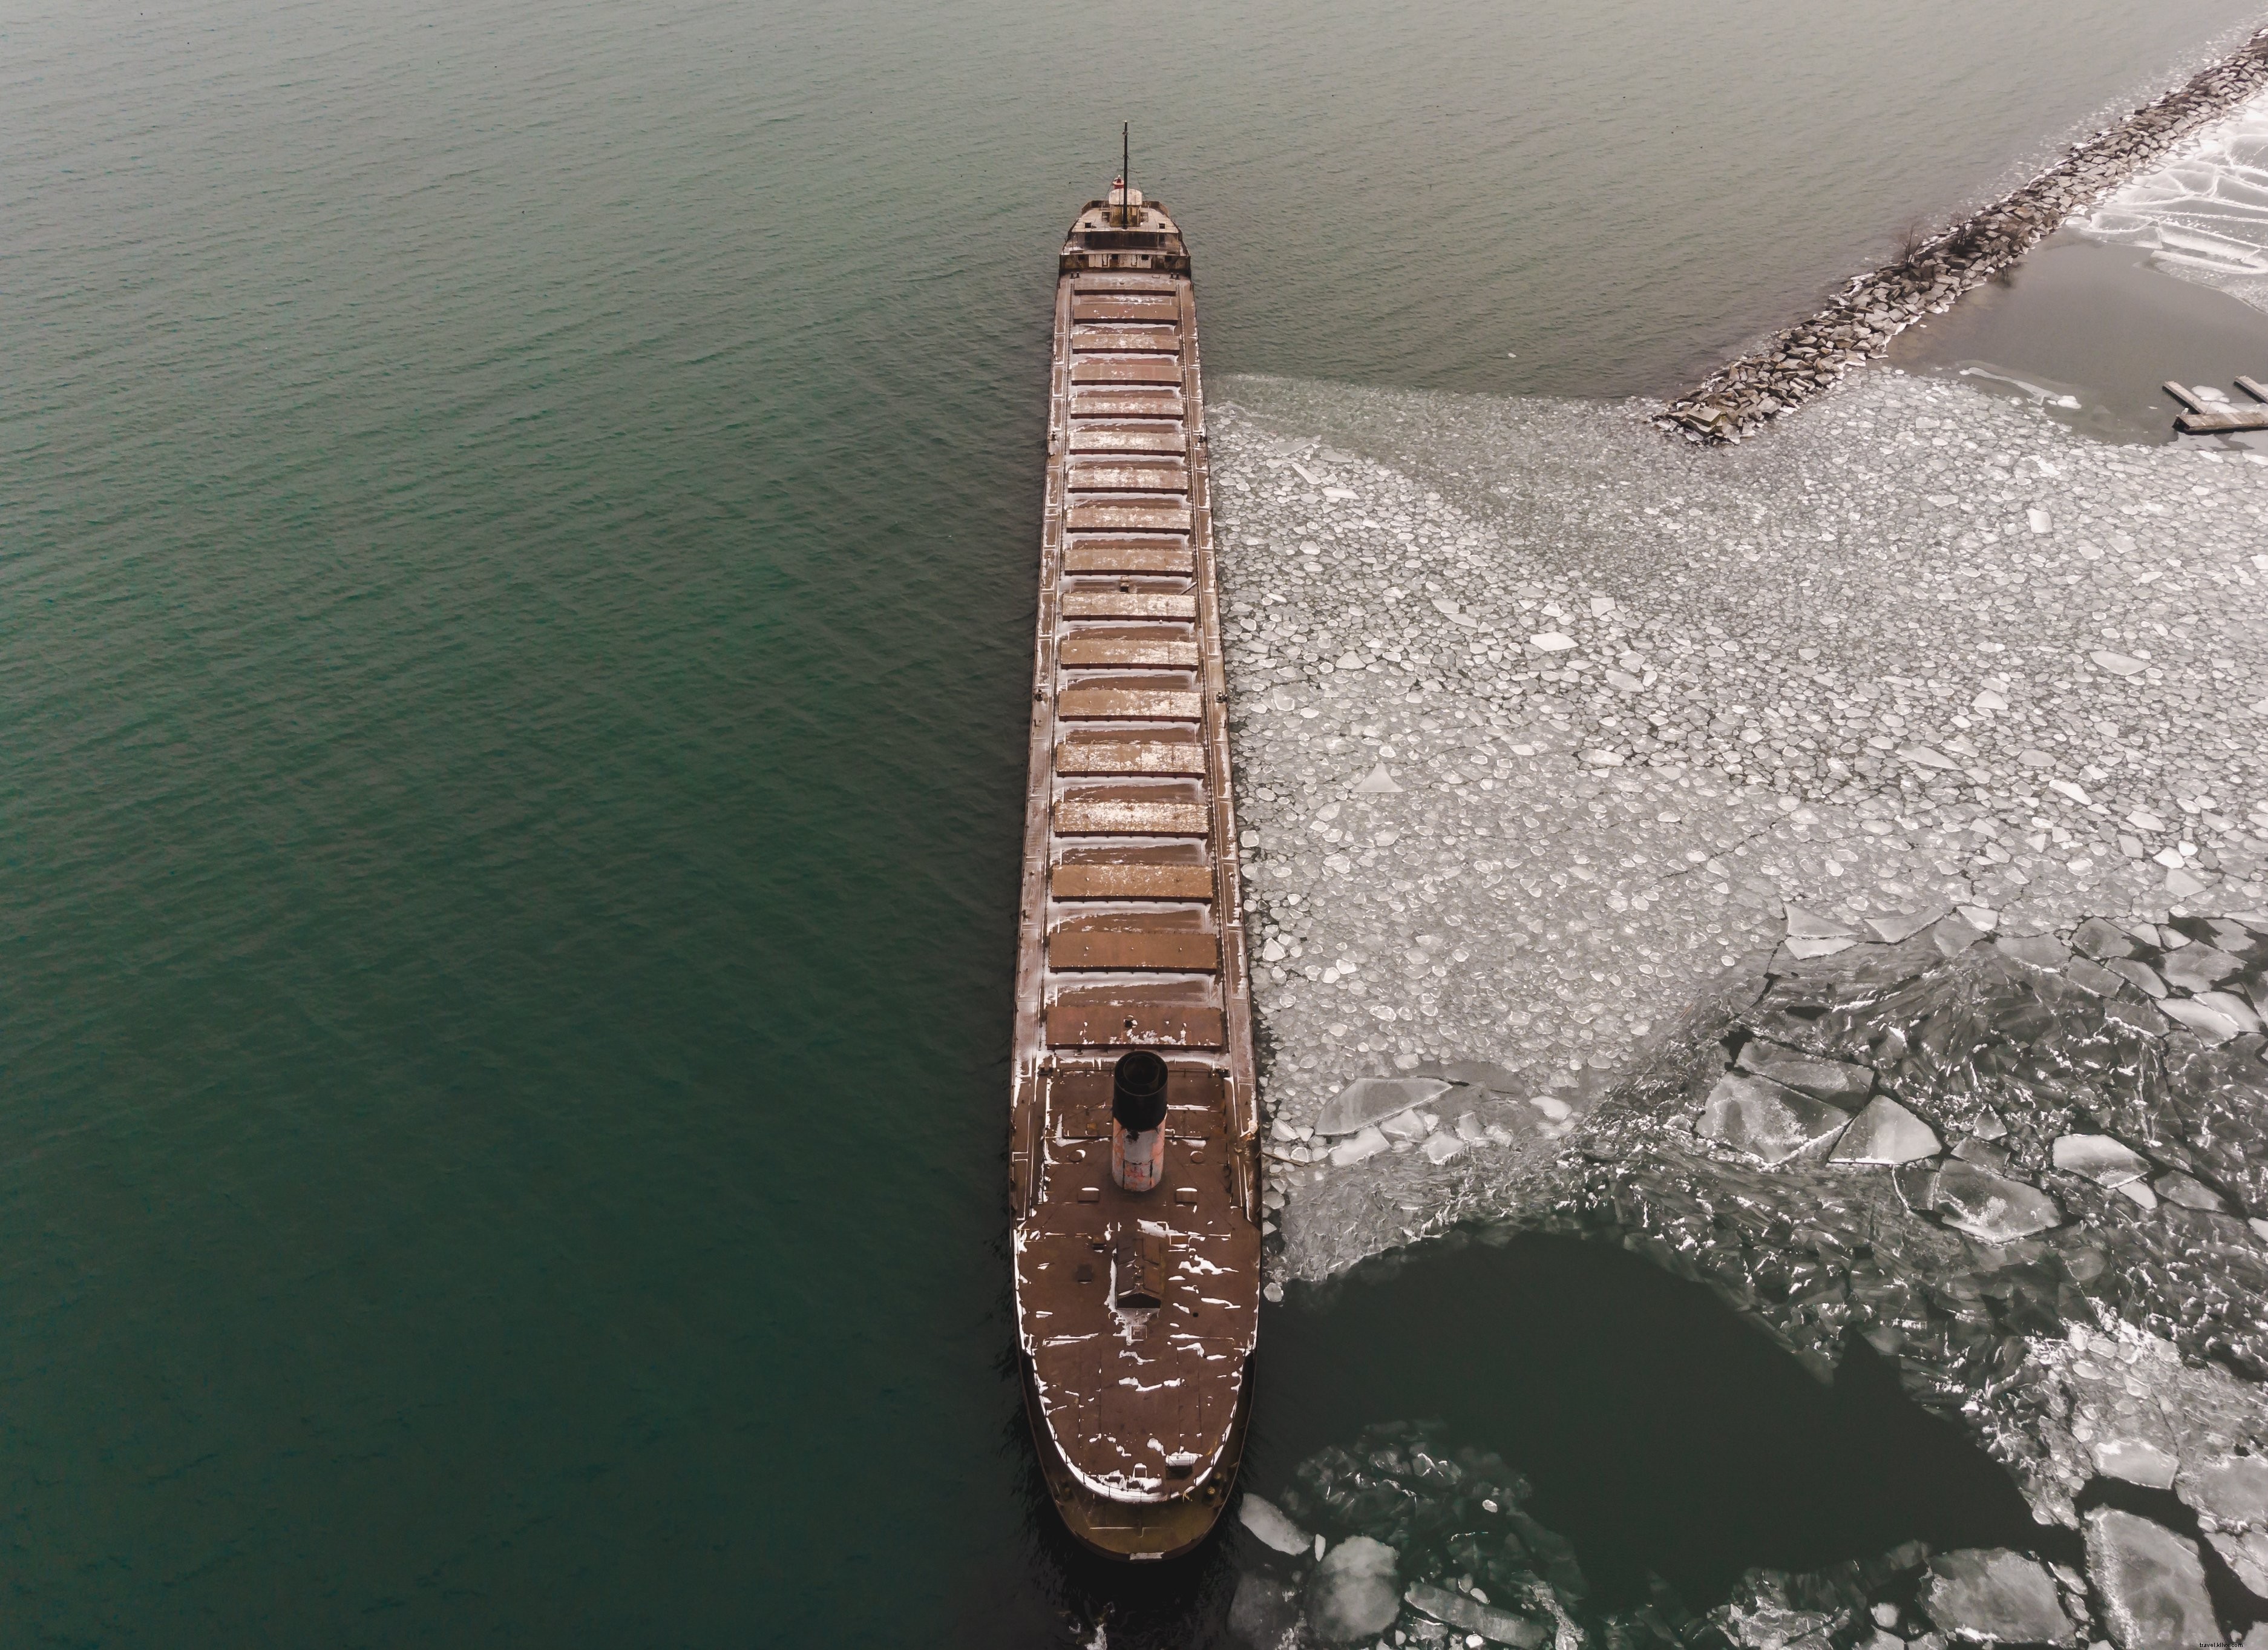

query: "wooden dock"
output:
1009 186 1262 1560
2165 376 2268 434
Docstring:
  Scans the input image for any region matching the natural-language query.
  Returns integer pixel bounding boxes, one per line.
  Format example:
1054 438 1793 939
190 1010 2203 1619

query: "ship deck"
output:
1009 196 1262 1560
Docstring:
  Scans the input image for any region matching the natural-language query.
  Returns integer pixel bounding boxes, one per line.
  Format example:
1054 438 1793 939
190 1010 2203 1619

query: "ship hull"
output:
1008 189 1262 1560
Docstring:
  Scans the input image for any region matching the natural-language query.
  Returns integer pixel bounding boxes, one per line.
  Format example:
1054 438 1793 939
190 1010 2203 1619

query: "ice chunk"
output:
1919 1548 2078 1646
2160 998 2243 1043
1698 1071 1850 1165
2193 990 2264 1035
2160 945 2241 992
1237 1492 1311 1556
2073 918 2139 960
1379 1109 1431 1143
2051 1134 2150 1188
1315 1076 1449 1136
1784 904 1857 938
1405 1581 1549 1647
1421 1131 1468 1163
2204 1531 2268 1600
1830 1096 1942 1165
1306 1534 1400 1643
2096 1438 2181 1491
1784 935 1856 959
2092 651 2146 677
1529 632 1577 652
1998 933 2070 969
2177 1453 2268 1531
1923 1161 2062 1242
1736 1040 1873 1105
1932 913 1987 956
2084 1508 2218 1650
1327 1125 1392 1168
1353 761 1404 795
1869 907 1947 943
2152 1172 2227 1212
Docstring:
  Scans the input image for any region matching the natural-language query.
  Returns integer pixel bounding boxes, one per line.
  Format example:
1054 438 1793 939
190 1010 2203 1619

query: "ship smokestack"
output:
1109 1050 1168 1192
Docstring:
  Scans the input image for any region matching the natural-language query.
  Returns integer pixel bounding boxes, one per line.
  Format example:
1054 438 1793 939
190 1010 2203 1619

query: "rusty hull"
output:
1009 188 1260 1562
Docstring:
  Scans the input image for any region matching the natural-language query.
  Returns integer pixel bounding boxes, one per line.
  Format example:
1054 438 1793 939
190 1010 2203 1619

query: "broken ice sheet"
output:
1919 1548 2077 1647
1699 1071 1850 1165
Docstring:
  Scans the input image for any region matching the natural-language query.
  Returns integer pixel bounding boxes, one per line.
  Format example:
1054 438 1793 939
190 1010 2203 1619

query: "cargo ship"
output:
1008 168 1263 1560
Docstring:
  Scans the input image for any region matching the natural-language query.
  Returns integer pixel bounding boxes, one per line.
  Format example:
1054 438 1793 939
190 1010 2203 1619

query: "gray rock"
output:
1699 1071 1852 1165
1737 1040 1873 1105
2051 1134 2151 1188
2085 1508 2220 1650
1306 1534 1400 1643
1229 1570 1302 1650
1830 1096 1942 1165
1924 1160 2063 1243
1315 1076 1450 1136
1919 1548 2079 1646
2177 1453 2268 1531
1405 1581 1550 1646
1237 1491 1311 1556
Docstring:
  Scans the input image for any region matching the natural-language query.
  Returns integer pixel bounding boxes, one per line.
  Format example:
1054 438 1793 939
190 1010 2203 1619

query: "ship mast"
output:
1121 123 1130 228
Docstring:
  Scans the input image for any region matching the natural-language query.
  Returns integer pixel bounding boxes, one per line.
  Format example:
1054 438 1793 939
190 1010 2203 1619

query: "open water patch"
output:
1888 234 2268 444
983 1231 2051 1649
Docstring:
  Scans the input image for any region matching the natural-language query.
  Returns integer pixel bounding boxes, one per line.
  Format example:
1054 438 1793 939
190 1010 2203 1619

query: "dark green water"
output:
3 1 2260 1641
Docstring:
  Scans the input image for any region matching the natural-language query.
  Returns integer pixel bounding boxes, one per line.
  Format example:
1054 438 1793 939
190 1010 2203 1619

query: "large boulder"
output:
1919 1548 2078 1645
2085 1508 2220 1649
1306 1536 1400 1643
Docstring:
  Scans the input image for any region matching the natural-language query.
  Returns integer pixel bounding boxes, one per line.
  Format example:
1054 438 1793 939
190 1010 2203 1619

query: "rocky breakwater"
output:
1660 27 2268 445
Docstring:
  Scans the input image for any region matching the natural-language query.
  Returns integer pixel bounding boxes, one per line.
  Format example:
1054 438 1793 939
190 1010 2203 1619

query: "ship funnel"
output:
1110 1051 1169 1192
